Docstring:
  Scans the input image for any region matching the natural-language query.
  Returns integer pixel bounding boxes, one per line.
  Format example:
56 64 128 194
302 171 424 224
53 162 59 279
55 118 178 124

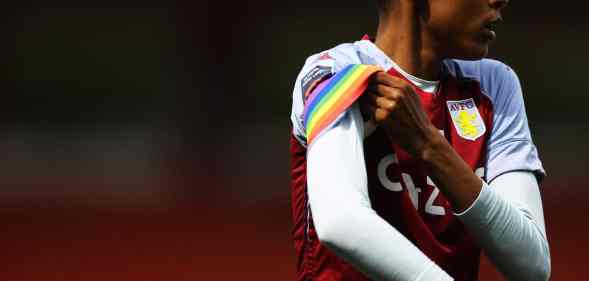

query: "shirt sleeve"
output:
307 103 453 281
291 52 337 146
291 45 366 146
484 62 545 182
455 171 551 281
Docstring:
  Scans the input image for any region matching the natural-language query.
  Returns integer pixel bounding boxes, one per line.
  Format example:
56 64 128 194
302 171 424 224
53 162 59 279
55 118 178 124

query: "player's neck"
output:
375 4 442 81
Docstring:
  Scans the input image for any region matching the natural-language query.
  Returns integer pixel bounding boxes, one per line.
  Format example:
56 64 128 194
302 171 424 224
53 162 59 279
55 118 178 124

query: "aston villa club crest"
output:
447 98 486 141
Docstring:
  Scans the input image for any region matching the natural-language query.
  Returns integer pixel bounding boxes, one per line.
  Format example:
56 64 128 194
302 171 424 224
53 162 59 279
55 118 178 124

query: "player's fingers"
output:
391 78 418 98
360 91 396 121
372 72 402 86
372 72 414 93
364 90 398 113
362 90 380 105
371 72 395 87
361 93 395 123
375 108 390 123
368 83 402 100
375 96 396 112
386 76 410 88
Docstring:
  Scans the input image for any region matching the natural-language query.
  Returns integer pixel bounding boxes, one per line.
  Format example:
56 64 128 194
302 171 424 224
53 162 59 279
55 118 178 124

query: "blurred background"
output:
3 1 587 280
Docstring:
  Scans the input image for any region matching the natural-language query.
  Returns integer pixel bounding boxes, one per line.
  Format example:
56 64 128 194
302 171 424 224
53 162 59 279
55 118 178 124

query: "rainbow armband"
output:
303 64 381 144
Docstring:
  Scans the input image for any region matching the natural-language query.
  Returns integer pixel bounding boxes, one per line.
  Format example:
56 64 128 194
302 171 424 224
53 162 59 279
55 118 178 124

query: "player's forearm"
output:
421 136 550 280
456 174 551 281
309 197 452 281
420 133 483 213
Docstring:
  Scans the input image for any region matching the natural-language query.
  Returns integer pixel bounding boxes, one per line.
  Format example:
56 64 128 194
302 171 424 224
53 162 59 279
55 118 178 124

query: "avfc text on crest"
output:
446 98 486 141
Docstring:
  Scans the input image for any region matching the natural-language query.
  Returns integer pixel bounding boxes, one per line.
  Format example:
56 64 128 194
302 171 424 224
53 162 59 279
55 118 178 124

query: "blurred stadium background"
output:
3 1 588 280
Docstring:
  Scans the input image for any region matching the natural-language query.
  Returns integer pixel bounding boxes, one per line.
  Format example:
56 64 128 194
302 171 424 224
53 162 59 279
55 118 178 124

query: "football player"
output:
289 0 550 280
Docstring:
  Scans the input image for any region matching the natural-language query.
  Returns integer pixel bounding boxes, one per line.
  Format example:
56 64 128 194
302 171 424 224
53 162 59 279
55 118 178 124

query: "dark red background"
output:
3 1 588 280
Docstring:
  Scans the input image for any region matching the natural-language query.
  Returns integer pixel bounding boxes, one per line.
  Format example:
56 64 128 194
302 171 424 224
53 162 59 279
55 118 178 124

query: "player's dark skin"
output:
361 0 509 212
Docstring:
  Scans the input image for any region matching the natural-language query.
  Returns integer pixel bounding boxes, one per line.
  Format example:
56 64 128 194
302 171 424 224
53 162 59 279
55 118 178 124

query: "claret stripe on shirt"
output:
303 64 381 144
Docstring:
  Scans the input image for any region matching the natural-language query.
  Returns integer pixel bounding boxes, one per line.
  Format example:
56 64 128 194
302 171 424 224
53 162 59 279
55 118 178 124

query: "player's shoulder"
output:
291 41 364 145
295 42 360 100
299 42 363 75
444 58 521 104
444 58 517 85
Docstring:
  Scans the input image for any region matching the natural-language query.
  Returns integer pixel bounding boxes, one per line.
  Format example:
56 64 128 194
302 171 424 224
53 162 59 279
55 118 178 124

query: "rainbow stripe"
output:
303 64 381 144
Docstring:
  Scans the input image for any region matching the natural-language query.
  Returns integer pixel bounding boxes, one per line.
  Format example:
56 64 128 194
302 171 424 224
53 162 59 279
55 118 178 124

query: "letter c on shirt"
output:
378 154 403 192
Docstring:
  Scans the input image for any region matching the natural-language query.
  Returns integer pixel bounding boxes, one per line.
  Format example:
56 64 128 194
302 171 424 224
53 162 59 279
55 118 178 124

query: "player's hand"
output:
361 72 440 158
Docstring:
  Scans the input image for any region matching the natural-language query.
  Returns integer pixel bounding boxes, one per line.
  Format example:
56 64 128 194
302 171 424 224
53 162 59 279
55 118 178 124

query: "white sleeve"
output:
455 171 550 281
307 104 453 281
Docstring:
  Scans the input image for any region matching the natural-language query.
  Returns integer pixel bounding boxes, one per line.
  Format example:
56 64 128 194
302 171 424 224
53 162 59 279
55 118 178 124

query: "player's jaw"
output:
455 12 503 60
426 0 508 60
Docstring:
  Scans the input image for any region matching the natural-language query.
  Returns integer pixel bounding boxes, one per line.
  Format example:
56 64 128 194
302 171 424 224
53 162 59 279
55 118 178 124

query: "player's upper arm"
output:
307 105 369 201
291 53 334 145
291 46 361 147
306 103 373 241
298 50 371 212
479 60 546 183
